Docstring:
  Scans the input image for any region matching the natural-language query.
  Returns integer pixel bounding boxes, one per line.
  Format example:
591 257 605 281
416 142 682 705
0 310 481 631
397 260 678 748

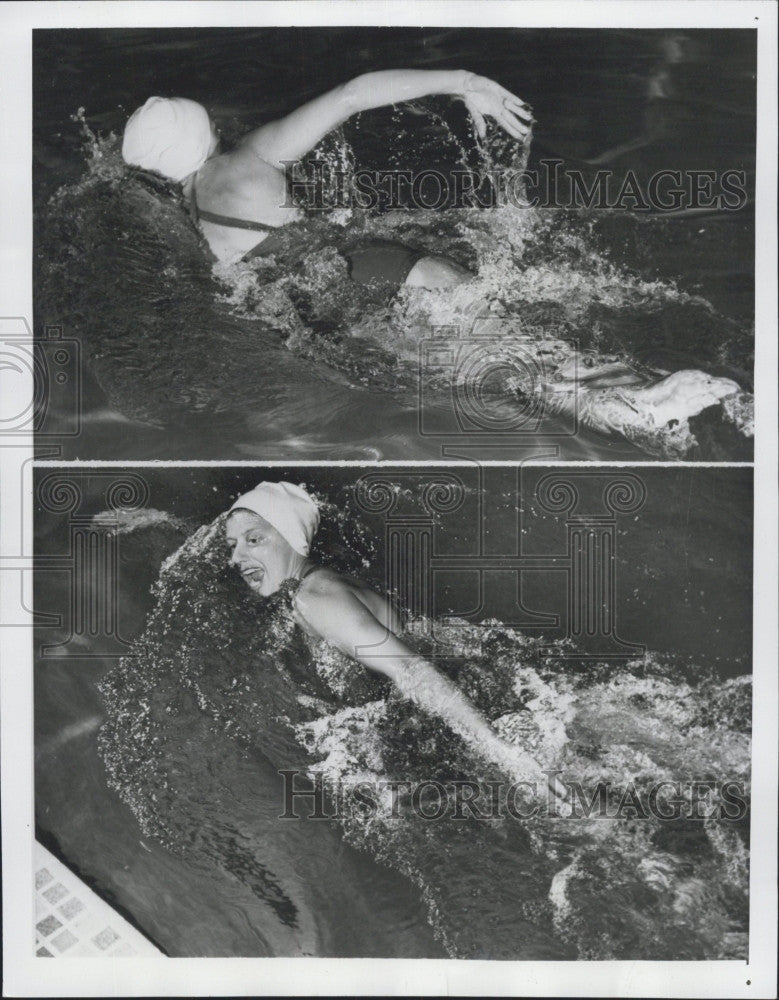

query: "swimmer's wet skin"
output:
190 183 468 284
225 482 566 801
541 361 743 457
121 84 749 457
99 500 751 959
419 303 748 457
121 71 531 279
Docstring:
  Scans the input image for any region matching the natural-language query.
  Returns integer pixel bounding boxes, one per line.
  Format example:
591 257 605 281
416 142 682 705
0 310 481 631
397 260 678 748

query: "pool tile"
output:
34 842 163 957
51 929 78 953
43 883 69 904
35 868 53 889
92 926 119 950
59 897 85 920
36 915 62 937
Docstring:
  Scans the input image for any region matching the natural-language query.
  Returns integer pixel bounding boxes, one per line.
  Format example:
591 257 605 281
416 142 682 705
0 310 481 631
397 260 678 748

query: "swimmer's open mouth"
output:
242 567 265 585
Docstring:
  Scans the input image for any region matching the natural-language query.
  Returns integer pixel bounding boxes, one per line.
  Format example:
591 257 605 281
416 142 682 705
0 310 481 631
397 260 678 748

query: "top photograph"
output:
33 26 756 461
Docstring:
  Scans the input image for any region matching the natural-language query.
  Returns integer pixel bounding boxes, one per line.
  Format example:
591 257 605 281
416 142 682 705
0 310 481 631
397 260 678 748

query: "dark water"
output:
34 467 751 958
33 29 755 460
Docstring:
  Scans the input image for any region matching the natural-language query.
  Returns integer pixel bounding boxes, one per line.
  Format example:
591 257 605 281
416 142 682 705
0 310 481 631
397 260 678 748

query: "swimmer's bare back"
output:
189 141 471 285
183 69 531 280
186 144 301 262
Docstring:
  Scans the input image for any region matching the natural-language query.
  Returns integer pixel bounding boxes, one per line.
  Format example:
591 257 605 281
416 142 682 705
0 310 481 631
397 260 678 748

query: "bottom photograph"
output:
33 464 752 960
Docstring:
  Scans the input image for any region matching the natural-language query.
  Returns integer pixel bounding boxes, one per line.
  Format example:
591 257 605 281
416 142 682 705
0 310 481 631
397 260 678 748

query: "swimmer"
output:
225 481 566 799
121 82 744 453
122 70 532 286
449 306 744 457
543 358 741 455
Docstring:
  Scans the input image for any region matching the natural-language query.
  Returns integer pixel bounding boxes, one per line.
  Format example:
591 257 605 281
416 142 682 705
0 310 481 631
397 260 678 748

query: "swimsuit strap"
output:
195 207 280 233
189 175 314 263
190 175 279 233
282 563 323 601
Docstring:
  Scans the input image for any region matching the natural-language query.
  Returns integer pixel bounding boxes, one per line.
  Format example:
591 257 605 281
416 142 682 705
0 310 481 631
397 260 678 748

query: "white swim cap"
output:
122 96 212 182
228 482 320 556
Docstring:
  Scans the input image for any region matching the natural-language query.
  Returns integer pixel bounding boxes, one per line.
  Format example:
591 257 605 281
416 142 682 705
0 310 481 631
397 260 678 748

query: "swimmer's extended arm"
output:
294 580 545 785
242 70 532 168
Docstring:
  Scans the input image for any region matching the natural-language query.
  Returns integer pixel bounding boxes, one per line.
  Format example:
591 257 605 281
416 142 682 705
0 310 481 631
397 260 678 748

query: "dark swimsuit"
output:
190 186 427 285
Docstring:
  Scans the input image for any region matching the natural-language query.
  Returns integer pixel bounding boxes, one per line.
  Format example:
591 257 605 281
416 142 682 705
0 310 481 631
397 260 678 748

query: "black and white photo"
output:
32 23 757 461
1 2 776 998
31 465 753 960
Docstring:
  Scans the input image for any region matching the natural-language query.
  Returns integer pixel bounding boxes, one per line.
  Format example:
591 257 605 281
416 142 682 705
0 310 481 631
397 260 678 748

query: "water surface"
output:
33 28 755 460
34 466 752 957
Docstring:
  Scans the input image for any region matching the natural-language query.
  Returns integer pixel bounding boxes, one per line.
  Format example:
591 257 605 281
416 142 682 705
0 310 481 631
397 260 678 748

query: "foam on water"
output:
99 508 750 959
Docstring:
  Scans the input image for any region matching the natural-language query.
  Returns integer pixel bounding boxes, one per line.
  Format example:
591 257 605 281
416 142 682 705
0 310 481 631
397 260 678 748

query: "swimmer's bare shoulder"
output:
293 566 402 640
195 143 298 231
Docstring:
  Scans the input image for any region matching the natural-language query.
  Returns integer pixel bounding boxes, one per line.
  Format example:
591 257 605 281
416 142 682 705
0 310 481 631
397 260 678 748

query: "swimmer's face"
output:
226 510 300 597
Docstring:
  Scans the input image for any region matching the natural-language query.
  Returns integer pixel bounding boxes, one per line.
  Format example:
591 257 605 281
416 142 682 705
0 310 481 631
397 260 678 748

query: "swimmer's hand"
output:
624 370 740 425
461 73 533 141
571 369 741 439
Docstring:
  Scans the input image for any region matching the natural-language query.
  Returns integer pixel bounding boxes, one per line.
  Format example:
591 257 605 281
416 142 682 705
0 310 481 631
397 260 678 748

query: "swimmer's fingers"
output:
492 84 533 121
463 78 534 141
464 75 533 119
481 102 531 141
463 97 488 139
495 108 532 141
465 97 530 141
